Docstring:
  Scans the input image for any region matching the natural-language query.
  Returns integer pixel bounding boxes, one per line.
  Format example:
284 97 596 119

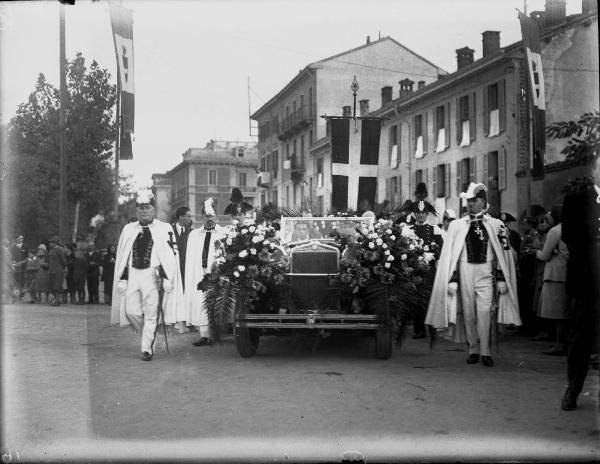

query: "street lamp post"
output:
351 75 359 119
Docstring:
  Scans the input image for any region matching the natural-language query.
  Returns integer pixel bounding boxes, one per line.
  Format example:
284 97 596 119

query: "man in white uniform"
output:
425 183 521 367
110 191 176 361
184 198 226 346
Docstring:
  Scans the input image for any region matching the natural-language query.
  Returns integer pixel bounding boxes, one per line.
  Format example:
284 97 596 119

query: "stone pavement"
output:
1 302 599 462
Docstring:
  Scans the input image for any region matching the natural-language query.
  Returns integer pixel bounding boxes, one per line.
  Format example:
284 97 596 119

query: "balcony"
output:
283 155 305 183
257 171 272 188
277 104 314 141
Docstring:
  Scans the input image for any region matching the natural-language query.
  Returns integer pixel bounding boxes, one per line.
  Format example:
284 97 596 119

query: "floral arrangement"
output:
200 218 288 341
335 218 437 292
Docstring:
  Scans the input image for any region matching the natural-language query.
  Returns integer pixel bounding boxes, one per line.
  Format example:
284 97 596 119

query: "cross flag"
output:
519 11 546 179
109 3 135 160
330 118 381 212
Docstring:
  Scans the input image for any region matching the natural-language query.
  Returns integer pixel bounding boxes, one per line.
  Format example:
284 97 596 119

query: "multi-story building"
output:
251 36 446 214
371 0 598 219
151 140 258 224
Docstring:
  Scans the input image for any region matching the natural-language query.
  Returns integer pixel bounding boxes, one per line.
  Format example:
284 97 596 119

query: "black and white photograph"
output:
0 0 598 461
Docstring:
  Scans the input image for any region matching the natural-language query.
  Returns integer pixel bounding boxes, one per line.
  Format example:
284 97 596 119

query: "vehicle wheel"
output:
235 326 260 358
375 327 392 360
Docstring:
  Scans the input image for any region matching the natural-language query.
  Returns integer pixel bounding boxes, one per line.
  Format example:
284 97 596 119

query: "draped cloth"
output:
184 225 226 335
110 220 176 327
425 214 521 342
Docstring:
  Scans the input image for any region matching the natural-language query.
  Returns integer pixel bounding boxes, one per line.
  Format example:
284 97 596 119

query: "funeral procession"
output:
1 0 599 461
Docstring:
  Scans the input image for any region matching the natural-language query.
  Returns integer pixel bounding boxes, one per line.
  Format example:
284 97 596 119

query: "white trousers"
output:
125 267 159 354
458 261 494 356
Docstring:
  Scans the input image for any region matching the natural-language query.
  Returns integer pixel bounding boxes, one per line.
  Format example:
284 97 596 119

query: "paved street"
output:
2 301 599 462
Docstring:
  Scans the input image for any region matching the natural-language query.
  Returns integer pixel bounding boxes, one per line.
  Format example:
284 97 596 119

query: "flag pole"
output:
112 28 121 223
59 3 68 243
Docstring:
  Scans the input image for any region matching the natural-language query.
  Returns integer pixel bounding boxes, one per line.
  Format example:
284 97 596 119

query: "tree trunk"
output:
71 200 80 244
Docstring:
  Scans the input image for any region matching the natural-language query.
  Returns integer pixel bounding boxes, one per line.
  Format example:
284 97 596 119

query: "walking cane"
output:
158 280 169 354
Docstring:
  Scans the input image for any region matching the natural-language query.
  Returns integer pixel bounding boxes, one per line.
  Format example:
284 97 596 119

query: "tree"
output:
6 53 117 246
546 110 600 163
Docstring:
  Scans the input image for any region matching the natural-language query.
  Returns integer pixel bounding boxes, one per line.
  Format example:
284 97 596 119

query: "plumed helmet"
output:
202 198 216 217
405 200 438 215
135 189 155 207
414 182 428 201
224 188 253 215
499 212 517 223
460 182 487 201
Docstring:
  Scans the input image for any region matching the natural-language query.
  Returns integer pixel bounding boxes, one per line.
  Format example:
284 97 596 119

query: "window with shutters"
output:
415 168 423 185
414 114 424 158
286 186 290 207
390 124 398 167
436 164 446 198
272 150 278 179
239 172 247 187
208 170 217 186
456 158 471 195
458 95 471 147
272 188 278 207
435 105 446 153
485 80 505 137
391 176 397 202
317 158 323 188
261 156 266 172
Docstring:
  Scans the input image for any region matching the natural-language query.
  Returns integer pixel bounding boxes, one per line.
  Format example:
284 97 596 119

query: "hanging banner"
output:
109 3 135 159
519 11 545 179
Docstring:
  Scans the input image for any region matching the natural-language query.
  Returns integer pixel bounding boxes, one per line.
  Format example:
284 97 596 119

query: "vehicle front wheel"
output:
235 326 260 358
375 327 392 360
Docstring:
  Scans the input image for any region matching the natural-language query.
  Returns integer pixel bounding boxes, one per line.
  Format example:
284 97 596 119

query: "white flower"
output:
240 228 248 235
384 262 391 269
386 229 392 235
226 238 233 246
250 248 257 255
401 254 408 261
368 225 375 232
368 242 375 249
401 227 414 238
409 244 415 251
390 235 396 241
239 250 248 258
252 236 262 243
387 255 395 262
376 238 383 246
217 257 226 265
384 249 391 256
382 243 388 249
249 226 256 233
378 219 386 224
232 219 239 225
233 271 240 278
423 245 430 251
238 265 245 271
423 252 435 263
269 243 275 249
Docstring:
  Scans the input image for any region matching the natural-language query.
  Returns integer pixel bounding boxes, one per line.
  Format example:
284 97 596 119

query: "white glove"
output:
162 279 173 293
448 282 458 296
497 281 508 294
117 280 128 295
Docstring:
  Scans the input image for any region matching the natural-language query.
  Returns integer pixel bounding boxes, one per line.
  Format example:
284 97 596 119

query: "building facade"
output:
252 36 446 214
152 140 258 225
372 0 598 219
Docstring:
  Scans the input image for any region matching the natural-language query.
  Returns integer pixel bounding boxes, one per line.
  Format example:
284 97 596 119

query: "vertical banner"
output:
109 3 135 160
329 117 381 211
519 12 545 179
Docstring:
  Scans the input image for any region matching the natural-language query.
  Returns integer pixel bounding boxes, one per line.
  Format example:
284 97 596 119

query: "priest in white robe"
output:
184 198 226 346
163 206 193 333
110 191 176 361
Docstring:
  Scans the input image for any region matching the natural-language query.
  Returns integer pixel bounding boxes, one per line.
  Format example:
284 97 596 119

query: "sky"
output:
0 0 584 189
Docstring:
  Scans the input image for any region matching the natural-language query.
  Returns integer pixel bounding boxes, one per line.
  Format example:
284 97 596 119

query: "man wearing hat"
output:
425 182 521 366
185 198 226 346
224 187 253 221
163 206 193 333
401 199 444 338
110 190 176 361
47 236 67 307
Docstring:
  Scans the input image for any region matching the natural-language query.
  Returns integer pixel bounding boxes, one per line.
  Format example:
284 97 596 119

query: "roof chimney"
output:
342 106 352 117
417 80 426 90
582 0 598 14
545 0 566 27
366 35 371 44
456 47 475 70
399 78 415 98
359 99 370 116
482 31 501 57
381 86 393 107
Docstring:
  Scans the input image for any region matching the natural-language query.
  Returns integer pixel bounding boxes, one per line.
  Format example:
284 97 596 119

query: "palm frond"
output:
205 278 241 344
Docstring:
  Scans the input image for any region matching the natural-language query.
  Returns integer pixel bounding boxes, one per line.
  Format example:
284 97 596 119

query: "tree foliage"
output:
546 110 600 162
5 53 117 246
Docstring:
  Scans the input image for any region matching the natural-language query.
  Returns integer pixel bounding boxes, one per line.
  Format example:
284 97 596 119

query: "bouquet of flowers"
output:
332 218 437 343
200 218 289 341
